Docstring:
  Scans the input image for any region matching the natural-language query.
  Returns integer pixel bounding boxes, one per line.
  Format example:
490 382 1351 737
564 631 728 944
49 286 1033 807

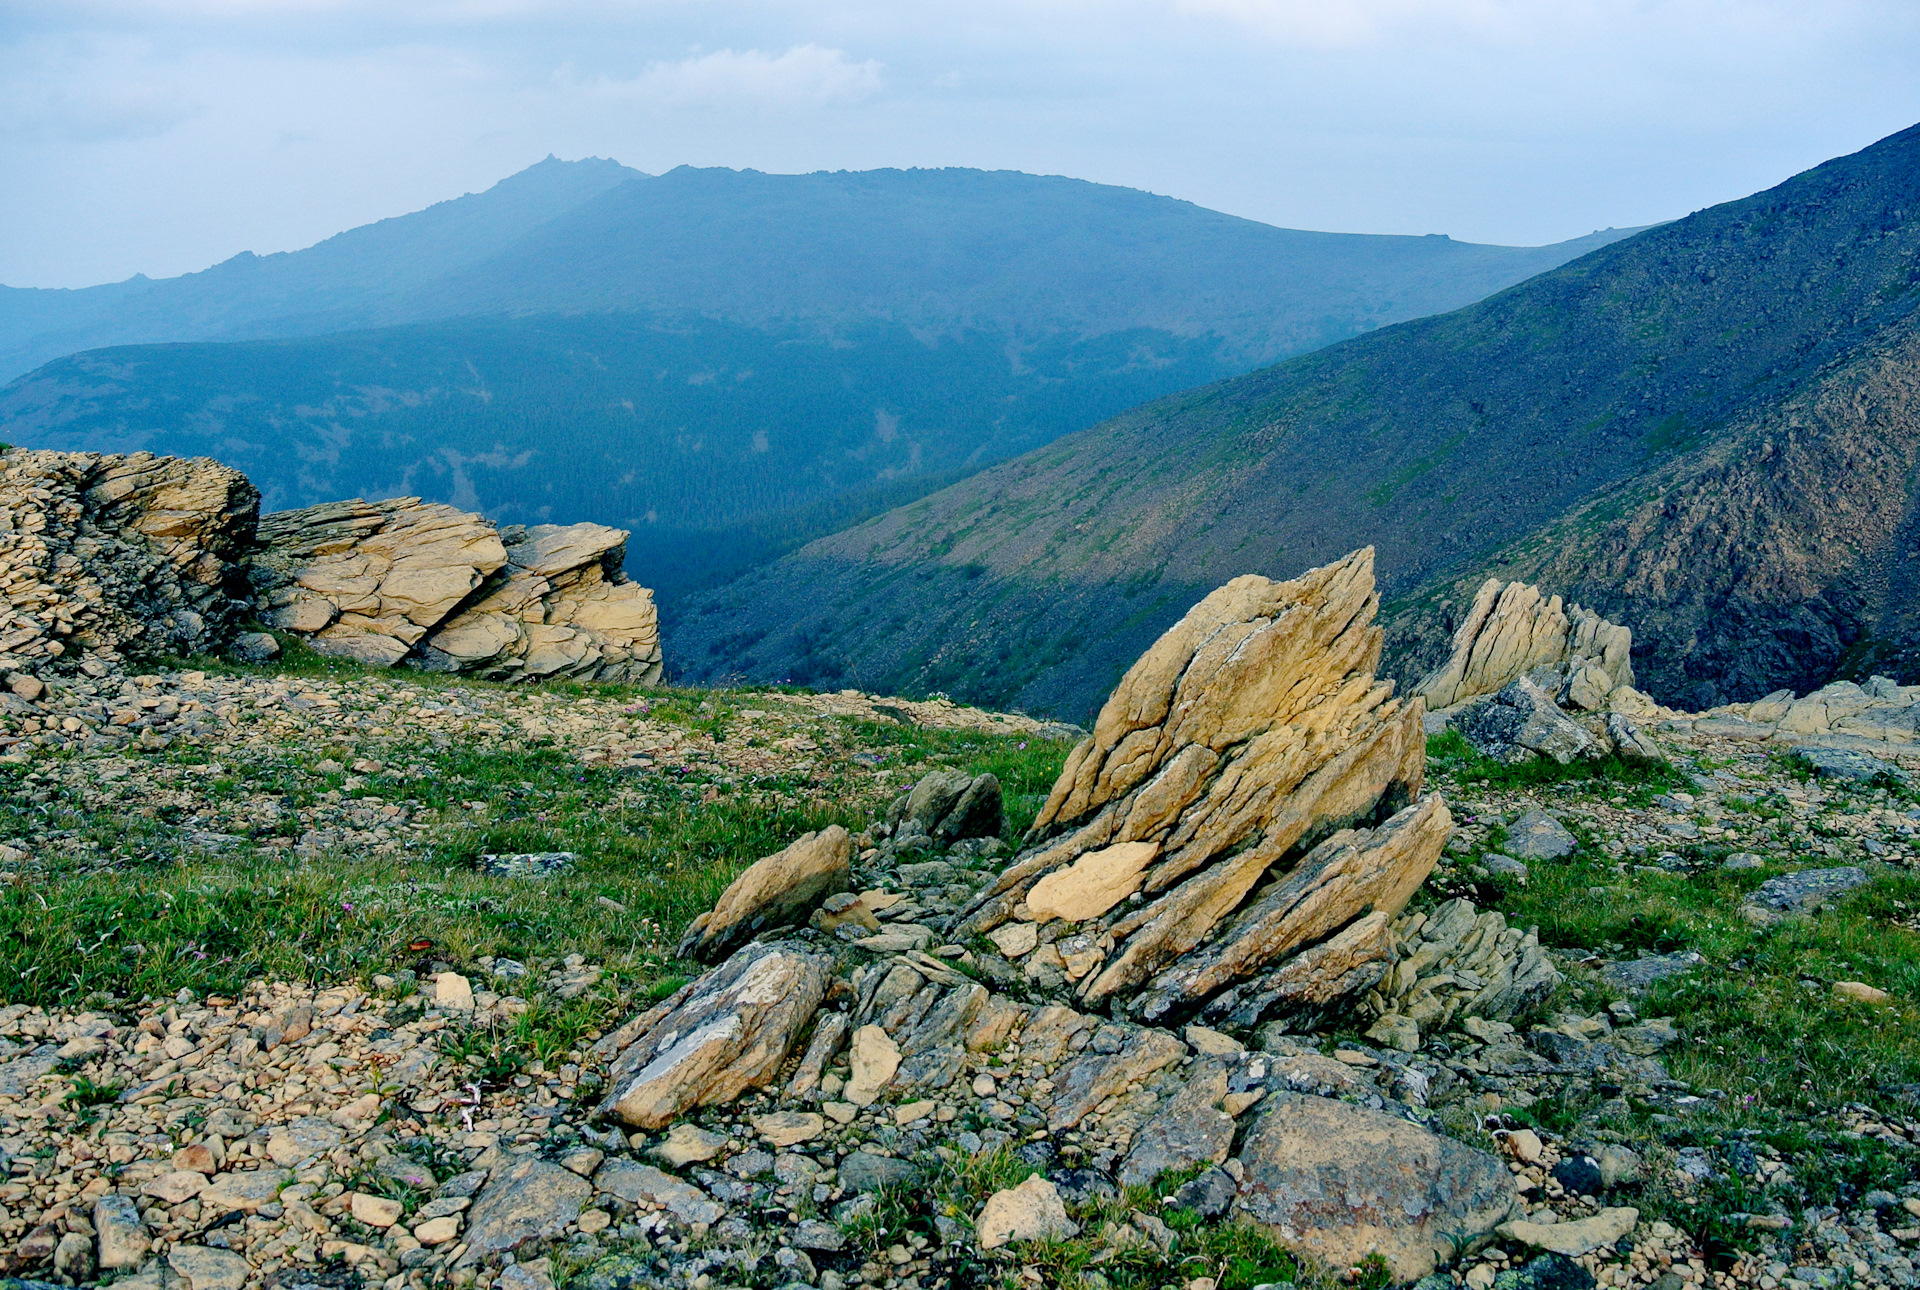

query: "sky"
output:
4 0 1919 289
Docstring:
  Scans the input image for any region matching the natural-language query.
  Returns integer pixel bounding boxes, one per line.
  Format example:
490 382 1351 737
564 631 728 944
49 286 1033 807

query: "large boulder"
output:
1448 678 1602 765
0 450 259 672
677 827 853 962
1233 1092 1518 1281
251 504 663 682
1363 898 1560 1038
955 549 1446 1026
593 940 829 1129
1416 578 1633 713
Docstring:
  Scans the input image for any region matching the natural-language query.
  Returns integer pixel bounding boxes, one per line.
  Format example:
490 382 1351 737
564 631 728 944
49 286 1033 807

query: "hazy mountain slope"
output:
0 161 1640 386
670 122 1920 718
0 158 638 380
0 313 1237 598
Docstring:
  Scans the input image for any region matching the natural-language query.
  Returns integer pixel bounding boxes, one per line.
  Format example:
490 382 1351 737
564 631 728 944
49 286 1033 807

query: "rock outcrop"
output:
955 548 1446 1025
1361 898 1561 1045
677 827 853 962
254 504 663 683
1416 578 1634 713
0 450 259 673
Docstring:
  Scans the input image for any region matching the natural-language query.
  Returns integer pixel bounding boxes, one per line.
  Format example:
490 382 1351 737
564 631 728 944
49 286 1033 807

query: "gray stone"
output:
1050 1167 1118 1207
591 1159 725 1226
677 828 852 962
839 1151 917 1194
438 1169 490 1199
794 1218 846 1252
1721 853 1765 871
1171 1165 1238 1218
1118 1061 1236 1187
456 1157 593 1266
1745 866 1870 916
52 1232 93 1284
1450 678 1601 765
1599 951 1704 992
1233 1091 1518 1282
1492 1254 1598 1290
226 632 280 663
1505 811 1577 861
1793 746 1907 785
1482 853 1530 882
1606 713 1662 760
480 852 577 879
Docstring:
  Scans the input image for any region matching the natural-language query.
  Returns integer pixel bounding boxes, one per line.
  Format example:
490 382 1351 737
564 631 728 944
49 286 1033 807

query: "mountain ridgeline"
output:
0 162 1639 595
670 122 1920 717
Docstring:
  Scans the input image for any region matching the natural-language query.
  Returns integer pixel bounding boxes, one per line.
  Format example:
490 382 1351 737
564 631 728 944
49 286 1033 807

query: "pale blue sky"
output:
5 0 1919 288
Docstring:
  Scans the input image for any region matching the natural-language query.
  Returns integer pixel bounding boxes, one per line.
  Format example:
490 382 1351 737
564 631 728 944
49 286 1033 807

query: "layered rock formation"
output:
1415 578 1634 713
954 548 1446 1024
0 450 259 673
1361 898 1560 1048
253 504 663 683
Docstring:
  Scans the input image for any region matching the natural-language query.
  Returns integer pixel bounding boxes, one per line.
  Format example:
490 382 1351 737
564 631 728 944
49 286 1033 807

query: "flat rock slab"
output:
1047 1026 1187 1131
1117 1059 1235 1188
1599 951 1705 992
975 1175 1078 1249
1505 811 1576 861
1746 867 1870 915
678 827 851 961
167 1245 252 1290
200 1168 291 1213
839 1151 917 1194
591 1160 724 1225
1233 1091 1517 1282
1792 746 1907 784
456 1157 592 1266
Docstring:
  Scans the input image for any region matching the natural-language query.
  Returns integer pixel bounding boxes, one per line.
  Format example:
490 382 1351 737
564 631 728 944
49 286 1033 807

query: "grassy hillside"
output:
669 122 1920 719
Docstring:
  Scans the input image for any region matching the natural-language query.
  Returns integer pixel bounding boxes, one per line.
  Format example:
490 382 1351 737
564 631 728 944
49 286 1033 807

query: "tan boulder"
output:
678 827 852 962
975 1175 1079 1249
595 940 829 1129
843 1024 901 1107
955 548 1444 1025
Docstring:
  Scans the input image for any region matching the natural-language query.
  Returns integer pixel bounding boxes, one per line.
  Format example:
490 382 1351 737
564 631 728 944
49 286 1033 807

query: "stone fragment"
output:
648 1123 727 1166
1606 713 1662 760
840 1151 917 1194
1450 678 1601 765
679 827 852 961
795 1219 847 1252
226 632 279 663
456 1157 594 1266
1743 867 1870 922
1173 1166 1239 1218
844 1024 901 1107
1366 1014 1420 1052
168 1245 252 1290
1835 981 1891 1004
597 940 829 1129
975 1175 1078 1249
413 1216 462 1246
753 1111 825 1146
1026 842 1160 923
144 1170 209 1204
266 1116 344 1165
1505 811 1576 861
93 1194 149 1271
1794 746 1906 784
987 922 1038 958
1048 1025 1187 1131
1497 1208 1639 1257
350 1193 405 1227
1600 951 1704 992
171 1144 218 1175
1234 1092 1517 1281
590 1160 725 1225
434 972 474 1010
200 1167 291 1213
1182 1025 1245 1056
785 1010 850 1101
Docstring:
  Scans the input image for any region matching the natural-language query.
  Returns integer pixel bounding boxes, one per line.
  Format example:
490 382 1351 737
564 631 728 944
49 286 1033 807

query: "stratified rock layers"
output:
1416 578 1634 713
957 548 1447 1025
253 502 663 683
0 450 260 671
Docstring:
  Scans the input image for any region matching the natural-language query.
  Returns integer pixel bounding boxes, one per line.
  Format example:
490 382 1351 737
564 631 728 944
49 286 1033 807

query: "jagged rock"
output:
1233 1092 1518 1281
591 1160 725 1225
649 1124 727 1167
884 770 1004 844
93 1195 148 1271
975 1175 1078 1249
0 450 259 673
1449 678 1602 765
678 827 852 961
594 941 829 1129
1505 810 1577 860
956 549 1443 1026
252 502 662 682
1604 712 1661 760
1366 898 1560 1036
1116 1058 1237 1187
1416 579 1633 713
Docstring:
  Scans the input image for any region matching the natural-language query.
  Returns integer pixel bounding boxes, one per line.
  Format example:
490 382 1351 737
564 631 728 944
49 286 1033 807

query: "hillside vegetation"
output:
670 122 1920 719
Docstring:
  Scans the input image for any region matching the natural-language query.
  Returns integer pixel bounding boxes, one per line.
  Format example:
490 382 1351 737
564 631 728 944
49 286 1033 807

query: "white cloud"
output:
563 44 885 110
0 39 199 141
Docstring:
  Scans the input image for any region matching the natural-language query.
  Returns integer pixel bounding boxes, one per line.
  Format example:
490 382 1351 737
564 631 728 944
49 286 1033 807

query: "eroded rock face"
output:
0 450 259 673
1417 579 1634 713
593 941 829 1129
1362 898 1561 1042
956 548 1445 1026
251 504 663 683
1448 678 1602 765
1233 1092 1517 1281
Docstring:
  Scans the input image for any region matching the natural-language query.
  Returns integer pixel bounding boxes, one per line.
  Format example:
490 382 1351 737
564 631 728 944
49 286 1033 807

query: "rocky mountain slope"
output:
0 165 1637 601
669 121 1920 720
